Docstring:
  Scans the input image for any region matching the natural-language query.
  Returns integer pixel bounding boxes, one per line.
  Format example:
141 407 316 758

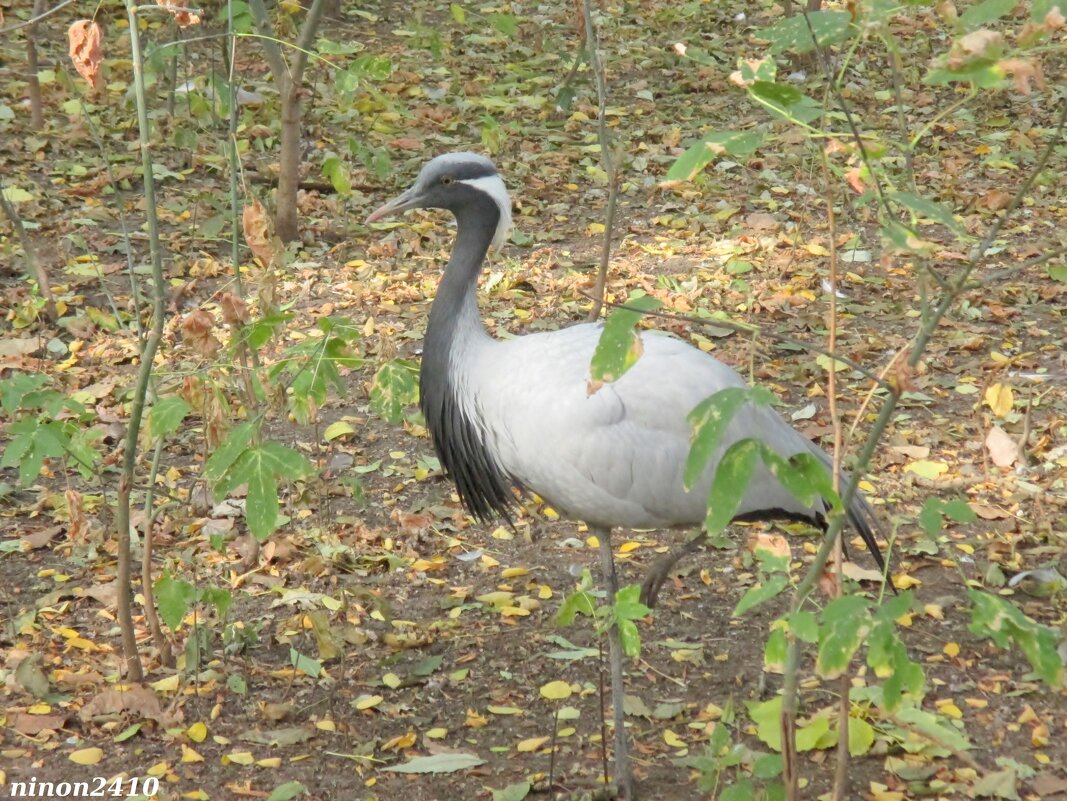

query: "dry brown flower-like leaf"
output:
219 292 250 327
68 20 104 90
181 309 222 359
159 0 202 28
998 58 1045 96
243 199 276 267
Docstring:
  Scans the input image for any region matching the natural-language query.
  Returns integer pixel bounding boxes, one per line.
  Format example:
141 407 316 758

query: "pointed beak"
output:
366 186 420 224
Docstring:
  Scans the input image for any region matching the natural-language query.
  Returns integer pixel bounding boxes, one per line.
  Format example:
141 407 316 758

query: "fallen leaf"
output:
985 425 1019 467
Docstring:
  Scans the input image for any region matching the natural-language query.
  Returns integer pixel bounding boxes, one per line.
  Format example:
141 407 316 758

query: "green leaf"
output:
968 590 1064 686
848 717 876 756
747 696 782 751
369 359 419 424
204 420 256 485
321 153 352 196
734 575 789 617
589 292 662 385
795 716 830 752
155 572 196 631
894 706 972 752
384 752 485 773
720 780 757 801
491 782 531 801
764 627 787 672
889 191 966 236
959 0 1018 30
555 590 597 626
614 584 651 622
704 439 762 536
759 11 855 55
450 3 466 23
148 396 191 442
489 13 518 36
791 610 818 643
289 648 322 678
617 619 641 658
817 595 870 679
686 386 775 488
223 442 314 541
265 782 307 801
664 131 764 183
942 498 977 523
919 497 944 537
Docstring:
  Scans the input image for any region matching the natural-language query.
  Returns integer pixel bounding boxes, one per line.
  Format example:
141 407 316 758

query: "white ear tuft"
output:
459 175 513 250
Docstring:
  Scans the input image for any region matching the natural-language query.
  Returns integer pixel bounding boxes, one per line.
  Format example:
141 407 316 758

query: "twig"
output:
0 180 57 321
0 0 76 33
580 0 618 321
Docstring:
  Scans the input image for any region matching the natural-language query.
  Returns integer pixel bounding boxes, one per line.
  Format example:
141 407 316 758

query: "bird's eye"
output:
441 177 454 185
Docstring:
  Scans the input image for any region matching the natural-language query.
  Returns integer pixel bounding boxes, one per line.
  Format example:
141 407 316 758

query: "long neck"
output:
424 193 500 361
420 192 516 523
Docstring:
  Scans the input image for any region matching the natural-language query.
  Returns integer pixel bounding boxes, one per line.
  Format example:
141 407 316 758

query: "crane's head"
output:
366 152 512 249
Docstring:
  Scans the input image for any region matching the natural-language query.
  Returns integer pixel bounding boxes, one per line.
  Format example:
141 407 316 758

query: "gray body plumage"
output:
370 152 883 564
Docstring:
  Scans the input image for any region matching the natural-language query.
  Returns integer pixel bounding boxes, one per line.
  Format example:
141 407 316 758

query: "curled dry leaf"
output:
219 292 250 326
158 0 202 28
243 199 277 267
947 29 1004 69
180 309 222 359
68 20 104 90
66 490 88 542
997 58 1045 96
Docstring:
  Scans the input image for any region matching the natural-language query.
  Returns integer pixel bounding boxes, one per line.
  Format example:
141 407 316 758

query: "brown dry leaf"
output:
80 686 166 724
68 21 103 90
66 489 88 541
158 0 202 27
749 532 791 560
947 29 1004 69
745 212 778 231
180 309 222 359
389 137 422 150
998 58 1045 95
985 424 1019 467
219 292 250 326
845 167 865 194
10 712 68 736
981 189 1013 211
243 199 276 267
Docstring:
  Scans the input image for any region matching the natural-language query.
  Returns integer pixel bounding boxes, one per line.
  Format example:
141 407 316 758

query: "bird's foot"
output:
638 568 667 609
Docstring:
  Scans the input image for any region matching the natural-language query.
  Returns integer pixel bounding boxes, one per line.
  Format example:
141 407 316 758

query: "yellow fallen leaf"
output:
618 541 642 553
383 731 416 750
663 729 686 748
355 694 383 711
426 727 448 739
186 722 208 742
501 567 529 578
904 460 949 480
224 751 255 765
465 709 488 728
984 382 1014 417
517 736 550 752
893 573 922 590
256 757 281 768
69 747 103 765
181 744 204 763
539 680 572 701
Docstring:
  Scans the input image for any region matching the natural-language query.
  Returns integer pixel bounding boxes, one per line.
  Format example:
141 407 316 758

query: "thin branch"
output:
0 181 57 321
580 0 618 322
0 0 76 33
245 0 289 89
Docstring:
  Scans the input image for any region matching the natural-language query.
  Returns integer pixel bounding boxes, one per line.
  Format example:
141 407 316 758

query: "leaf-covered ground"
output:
2 1 1067 800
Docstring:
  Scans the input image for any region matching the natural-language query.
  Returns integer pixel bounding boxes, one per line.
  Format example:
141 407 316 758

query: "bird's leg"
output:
593 526 635 801
639 531 708 608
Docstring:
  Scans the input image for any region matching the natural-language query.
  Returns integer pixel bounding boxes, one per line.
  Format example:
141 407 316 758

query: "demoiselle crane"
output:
367 152 886 800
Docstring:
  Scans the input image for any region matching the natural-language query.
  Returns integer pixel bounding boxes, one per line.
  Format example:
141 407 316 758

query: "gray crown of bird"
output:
368 151 886 800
